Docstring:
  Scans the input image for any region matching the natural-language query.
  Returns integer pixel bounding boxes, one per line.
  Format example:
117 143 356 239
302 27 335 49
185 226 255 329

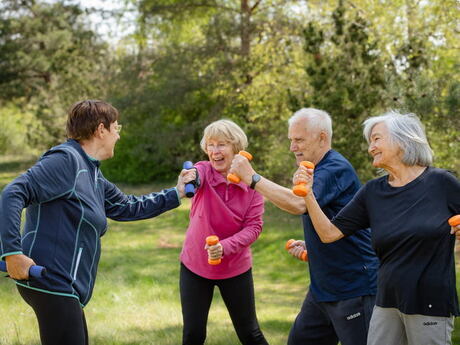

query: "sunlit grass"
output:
0 155 38 191
0 179 309 345
0 160 459 345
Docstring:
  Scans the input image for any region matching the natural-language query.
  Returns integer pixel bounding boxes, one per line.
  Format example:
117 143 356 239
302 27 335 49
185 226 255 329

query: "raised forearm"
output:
254 178 306 215
229 155 306 215
304 192 344 243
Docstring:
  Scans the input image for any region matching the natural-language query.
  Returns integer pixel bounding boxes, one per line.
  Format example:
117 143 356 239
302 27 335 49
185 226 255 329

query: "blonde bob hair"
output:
200 119 248 154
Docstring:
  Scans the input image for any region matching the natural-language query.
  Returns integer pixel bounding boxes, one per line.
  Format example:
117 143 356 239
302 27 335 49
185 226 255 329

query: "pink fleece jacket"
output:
180 161 264 279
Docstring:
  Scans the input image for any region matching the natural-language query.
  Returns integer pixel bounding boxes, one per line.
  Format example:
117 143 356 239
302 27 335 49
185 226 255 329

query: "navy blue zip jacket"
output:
0 139 180 306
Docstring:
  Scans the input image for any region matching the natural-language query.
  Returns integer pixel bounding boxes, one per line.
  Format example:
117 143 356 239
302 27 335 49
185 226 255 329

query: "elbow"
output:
319 230 342 243
319 227 342 243
320 236 337 243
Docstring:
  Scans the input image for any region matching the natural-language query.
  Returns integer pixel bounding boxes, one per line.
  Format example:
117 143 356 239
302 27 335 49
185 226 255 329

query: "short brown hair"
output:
66 100 119 140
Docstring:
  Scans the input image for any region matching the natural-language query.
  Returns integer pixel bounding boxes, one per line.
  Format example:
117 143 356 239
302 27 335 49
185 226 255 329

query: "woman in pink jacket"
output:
179 119 269 345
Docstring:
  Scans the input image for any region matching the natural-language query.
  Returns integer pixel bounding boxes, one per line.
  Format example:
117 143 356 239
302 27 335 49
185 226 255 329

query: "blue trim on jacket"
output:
0 139 180 305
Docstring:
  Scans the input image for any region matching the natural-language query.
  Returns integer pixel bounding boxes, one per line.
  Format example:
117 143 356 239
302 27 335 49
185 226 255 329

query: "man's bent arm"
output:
253 177 306 215
229 154 306 215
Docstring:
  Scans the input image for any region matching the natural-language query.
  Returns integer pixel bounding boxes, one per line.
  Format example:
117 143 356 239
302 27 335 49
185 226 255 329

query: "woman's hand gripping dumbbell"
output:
227 151 253 183
0 260 46 279
205 236 223 265
449 215 460 240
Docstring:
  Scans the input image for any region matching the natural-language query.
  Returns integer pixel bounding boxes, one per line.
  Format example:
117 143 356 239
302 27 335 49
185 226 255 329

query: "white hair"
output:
288 108 333 140
363 110 433 167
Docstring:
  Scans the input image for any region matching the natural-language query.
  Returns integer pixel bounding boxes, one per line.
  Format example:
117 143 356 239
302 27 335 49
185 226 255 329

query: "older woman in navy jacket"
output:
0 100 195 345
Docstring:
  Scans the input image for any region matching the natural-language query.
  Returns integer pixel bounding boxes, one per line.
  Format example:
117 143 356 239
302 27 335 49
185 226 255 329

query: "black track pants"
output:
180 263 269 345
17 285 89 345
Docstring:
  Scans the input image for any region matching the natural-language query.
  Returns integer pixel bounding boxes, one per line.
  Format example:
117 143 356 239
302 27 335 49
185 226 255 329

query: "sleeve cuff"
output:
1 251 24 261
173 187 182 206
331 219 351 237
219 239 232 257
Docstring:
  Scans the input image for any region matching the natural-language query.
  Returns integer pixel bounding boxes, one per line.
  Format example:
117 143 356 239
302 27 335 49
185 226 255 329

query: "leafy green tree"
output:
0 101 44 155
291 0 459 180
371 0 460 174
0 0 108 149
104 0 310 182
290 0 388 181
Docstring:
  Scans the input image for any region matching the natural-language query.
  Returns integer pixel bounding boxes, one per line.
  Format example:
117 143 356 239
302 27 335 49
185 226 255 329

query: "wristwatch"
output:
250 174 261 189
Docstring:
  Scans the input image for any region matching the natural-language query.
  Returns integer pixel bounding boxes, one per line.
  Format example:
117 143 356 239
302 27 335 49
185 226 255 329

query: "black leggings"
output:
180 263 269 345
17 285 88 345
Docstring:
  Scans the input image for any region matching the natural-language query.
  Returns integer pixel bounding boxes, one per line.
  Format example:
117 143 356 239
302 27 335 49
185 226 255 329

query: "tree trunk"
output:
240 0 251 57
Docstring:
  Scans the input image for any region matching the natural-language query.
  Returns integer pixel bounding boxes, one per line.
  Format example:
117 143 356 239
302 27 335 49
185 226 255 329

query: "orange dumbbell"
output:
292 161 315 197
448 215 460 227
285 239 308 262
206 235 222 265
227 151 253 183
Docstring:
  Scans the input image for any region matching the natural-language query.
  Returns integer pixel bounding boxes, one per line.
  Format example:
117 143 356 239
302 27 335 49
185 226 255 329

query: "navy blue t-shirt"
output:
303 150 378 302
332 167 460 316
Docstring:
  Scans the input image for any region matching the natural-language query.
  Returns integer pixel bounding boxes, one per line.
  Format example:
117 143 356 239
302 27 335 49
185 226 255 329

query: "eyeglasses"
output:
206 143 229 152
113 124 122 134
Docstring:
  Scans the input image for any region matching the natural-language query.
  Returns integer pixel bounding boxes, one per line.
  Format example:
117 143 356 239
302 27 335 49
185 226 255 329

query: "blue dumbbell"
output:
0 260 47 278
183 161 196 198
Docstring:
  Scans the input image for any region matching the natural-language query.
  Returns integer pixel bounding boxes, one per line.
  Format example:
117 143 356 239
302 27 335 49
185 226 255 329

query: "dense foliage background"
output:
1 0 458 183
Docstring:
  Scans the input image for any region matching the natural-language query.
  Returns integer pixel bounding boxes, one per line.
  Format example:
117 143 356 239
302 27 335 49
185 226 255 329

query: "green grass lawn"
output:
0 159 459 344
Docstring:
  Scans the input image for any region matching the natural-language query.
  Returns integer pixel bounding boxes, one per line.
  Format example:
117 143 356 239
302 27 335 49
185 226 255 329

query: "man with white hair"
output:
230 108 378 345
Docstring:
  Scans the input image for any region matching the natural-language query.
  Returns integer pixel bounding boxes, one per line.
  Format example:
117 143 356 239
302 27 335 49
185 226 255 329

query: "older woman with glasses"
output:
179 119 269 345
0 99 195 345
294 110 460 345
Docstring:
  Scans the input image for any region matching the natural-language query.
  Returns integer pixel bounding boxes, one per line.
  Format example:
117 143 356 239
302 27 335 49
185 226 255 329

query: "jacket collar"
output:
66 139 101 168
